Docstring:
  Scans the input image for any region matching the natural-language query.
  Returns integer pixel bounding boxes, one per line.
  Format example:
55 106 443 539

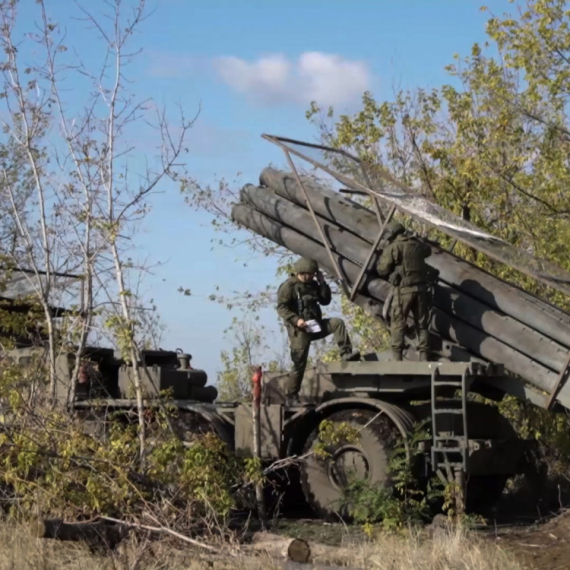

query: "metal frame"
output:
349 204 396 301
267 137 396 301
431 366 469 473
547 353 570 410
283 150 349 296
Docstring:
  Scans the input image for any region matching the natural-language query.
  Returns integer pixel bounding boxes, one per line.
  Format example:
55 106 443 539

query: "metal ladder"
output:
430 366 469 482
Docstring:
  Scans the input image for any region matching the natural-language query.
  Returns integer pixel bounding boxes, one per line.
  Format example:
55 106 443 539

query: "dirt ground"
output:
0 517 522 570
277 512 570 570
485 510 570 570
5 505 570 569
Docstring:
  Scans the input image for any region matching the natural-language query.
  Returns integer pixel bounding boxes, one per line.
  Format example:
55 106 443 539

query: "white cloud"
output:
214 52 370 108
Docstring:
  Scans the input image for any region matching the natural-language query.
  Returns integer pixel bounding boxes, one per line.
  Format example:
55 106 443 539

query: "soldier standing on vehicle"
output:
376 222 433 362
277 258 360 405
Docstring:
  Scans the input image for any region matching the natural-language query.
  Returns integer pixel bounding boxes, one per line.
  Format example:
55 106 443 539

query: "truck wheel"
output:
464 402 518 513
299 409 403 519
465 475 509 512
412 401 519 513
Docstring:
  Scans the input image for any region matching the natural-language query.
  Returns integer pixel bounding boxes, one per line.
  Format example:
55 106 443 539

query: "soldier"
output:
376 222 433 361
277 257 360 405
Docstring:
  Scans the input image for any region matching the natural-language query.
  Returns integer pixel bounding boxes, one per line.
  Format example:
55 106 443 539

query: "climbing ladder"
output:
430 366 470 510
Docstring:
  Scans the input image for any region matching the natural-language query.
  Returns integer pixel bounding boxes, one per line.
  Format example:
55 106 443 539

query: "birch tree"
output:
0 0 195 460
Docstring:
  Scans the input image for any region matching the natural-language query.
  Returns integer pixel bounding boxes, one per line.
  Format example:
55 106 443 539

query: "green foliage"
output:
0 298 47 348
104 314 137 363
313 418 361 459
307 0 570 309
497 394 570 469
0 403 255 522
216 317 284 402
243 455 264 487
337 421 433 532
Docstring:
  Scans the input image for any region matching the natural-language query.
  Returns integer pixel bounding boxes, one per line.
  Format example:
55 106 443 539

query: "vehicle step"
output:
434 436 466 441
433 409 465 414
432 447 464 452
433 381 463 386
432 462 465 468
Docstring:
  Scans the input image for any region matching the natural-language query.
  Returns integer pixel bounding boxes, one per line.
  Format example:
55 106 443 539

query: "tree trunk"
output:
30 519 127 548
249 532 310 563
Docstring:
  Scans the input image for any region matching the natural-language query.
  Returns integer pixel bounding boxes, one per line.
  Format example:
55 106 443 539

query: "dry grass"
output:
0 521 524 570
337 527 525 569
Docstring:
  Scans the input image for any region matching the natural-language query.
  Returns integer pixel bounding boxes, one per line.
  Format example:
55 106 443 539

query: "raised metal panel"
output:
234 403 282 459
118 367 161 398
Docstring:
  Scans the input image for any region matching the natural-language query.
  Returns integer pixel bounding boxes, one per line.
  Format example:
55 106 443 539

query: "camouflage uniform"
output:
376 228 432 361
277 260 356 397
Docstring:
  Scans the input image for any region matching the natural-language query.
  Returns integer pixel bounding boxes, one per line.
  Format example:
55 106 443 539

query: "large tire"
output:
465 475 509 512
299 409 403 519
464 402 517 513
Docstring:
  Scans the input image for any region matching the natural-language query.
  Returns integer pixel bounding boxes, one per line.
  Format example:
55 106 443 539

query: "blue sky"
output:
17 0 517 382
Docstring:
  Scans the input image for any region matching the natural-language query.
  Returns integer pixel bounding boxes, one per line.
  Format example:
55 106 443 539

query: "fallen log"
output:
249 532 311 563
281 563 362 570
100 515 224 554
309 541 355 562
30 518 127 548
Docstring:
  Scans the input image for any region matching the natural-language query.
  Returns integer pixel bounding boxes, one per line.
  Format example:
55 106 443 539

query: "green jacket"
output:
276 276 332 327
376 234 432 288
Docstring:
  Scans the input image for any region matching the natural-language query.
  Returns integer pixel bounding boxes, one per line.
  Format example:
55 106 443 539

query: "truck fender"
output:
176 403 233 447
286 397 415 457
314 397 415 449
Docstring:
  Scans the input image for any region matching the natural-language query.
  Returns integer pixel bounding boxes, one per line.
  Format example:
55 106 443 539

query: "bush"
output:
0 404 255 526
336 420 436 531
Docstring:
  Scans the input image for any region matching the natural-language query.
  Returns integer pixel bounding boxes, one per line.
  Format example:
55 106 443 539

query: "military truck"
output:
10 134 570 518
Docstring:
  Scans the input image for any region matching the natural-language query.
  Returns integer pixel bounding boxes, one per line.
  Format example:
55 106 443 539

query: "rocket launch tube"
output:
240 184 567 374
231 203 559 395
260 167 570 351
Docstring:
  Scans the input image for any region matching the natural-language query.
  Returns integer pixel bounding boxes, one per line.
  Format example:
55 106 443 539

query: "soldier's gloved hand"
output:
389 269 403 286
316 271 325 284
296 318 307 329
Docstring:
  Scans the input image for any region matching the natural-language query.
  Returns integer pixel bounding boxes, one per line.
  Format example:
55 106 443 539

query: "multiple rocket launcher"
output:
231 167 570 410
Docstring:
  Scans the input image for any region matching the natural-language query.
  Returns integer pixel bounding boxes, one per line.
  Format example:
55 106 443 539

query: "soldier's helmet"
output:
385 221 405 240
294 258 319 274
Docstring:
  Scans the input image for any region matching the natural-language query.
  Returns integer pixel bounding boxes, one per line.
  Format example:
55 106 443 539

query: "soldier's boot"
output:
341 349 361 362
285 393 301 407
327 318 359 362
419 351 429 362
392 350 403 361
284 372 302 406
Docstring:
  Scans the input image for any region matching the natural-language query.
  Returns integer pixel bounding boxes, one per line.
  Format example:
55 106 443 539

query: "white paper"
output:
305 319 321 333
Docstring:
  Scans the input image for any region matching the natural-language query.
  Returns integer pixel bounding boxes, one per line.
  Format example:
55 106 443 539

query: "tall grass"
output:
0 521 522 570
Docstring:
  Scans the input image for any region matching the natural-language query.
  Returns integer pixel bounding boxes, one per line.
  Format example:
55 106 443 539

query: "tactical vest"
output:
397 237 429 288
293 279 323 322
